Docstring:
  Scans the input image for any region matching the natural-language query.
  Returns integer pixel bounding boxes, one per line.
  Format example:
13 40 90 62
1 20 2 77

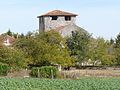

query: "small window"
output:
51 16 58 20
65 16 71 21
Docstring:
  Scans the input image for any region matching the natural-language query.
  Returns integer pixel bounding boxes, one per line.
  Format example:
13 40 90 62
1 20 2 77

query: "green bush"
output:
0 65 9 76
30 66 58 78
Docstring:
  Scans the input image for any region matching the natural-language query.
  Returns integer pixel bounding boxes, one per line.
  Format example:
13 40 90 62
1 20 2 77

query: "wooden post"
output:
51 69 53 79
38 69 40 78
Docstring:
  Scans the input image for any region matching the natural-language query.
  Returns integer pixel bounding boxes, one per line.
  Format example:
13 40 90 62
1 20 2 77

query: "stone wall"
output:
44 16 76 31
59 24 79 37
39 17 45 32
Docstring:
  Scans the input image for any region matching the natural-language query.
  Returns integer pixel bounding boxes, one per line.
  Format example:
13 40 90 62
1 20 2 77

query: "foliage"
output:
30 66 58 78
0 36 4 47
0 46 27 68
67 30 91 63
1 29 119 67
14 31 75 67
26 31 33 39
13 37 37 65
0 78 120 90
67 29 116 66
114 33 120 64
19 33 25 38
37 31 75 66
6 29 12 36
0 64 9 76
88 38 115 65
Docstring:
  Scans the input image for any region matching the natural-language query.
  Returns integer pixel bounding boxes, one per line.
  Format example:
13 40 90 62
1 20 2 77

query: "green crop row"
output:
0 77 120 90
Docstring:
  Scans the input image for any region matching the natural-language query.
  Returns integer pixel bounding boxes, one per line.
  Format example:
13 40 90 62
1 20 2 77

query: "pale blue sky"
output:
0 0 120 39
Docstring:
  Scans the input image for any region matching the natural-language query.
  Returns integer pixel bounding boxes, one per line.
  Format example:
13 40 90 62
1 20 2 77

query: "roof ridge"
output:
38 10 78 17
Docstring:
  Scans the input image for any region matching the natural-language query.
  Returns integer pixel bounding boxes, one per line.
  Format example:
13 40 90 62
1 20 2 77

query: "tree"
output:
35 31 74 66
13 38 36 65
14 30 75 67
6 29 12 36
19 33 25 38
114 33 120 64
66 30 91 63
88 38 115 65
0 46 27 68
26 31 33 39
0 36 4 47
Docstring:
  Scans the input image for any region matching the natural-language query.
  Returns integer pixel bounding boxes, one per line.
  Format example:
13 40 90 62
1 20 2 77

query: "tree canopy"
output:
14 30 75 67
114 33 120 64
0 46 27 68
0 29 120 68
66 30 91 63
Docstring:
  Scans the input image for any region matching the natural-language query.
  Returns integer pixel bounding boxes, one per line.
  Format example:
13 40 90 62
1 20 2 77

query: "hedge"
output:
0 65 9 76
30 66 58 78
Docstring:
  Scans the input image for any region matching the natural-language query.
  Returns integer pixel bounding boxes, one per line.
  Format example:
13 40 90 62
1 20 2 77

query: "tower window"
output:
65 16 71 21
51 16 58 20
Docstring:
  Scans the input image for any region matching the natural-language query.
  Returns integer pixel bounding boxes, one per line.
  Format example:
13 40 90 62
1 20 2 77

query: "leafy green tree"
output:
0 46 27 68
2 29 20 39
66 30 91 63
0 36 4 47
14 31 75 67
110 38 114 44
35 31 74 66
114 33 120 64
26 31 33 39
88 38 115 65
13 38 36 64
6 29 12 36
19 33 25 38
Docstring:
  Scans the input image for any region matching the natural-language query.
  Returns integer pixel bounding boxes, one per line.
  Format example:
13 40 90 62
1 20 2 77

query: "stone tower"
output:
37 10 78 37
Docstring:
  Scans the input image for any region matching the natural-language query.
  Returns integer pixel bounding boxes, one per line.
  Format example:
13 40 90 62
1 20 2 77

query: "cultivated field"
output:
0 77 120 90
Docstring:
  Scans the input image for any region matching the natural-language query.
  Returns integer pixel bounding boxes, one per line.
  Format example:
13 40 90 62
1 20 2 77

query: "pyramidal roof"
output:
38 10 78 17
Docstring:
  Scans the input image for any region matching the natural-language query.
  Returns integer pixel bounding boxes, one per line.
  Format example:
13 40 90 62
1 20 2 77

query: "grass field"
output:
0 77 120 90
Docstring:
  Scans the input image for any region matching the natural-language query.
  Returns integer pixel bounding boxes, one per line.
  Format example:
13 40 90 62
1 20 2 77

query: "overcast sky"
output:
0 0 120 39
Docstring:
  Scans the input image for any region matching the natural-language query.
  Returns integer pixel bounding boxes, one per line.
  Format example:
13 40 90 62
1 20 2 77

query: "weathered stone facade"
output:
57 24 80 37
39 17 45 32
38 10 78 36
44 16 76 31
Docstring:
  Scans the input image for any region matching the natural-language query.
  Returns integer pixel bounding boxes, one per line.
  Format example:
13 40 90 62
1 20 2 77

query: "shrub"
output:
0 64 9 76
30 66 58 78
0 46 27 68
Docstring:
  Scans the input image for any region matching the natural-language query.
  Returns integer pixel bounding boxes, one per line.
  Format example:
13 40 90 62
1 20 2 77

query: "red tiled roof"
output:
0 35 15 46
4 35 15 43
38 10 78 17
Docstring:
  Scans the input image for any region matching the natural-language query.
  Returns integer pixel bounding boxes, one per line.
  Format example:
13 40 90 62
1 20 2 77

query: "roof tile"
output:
38 10 77 17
